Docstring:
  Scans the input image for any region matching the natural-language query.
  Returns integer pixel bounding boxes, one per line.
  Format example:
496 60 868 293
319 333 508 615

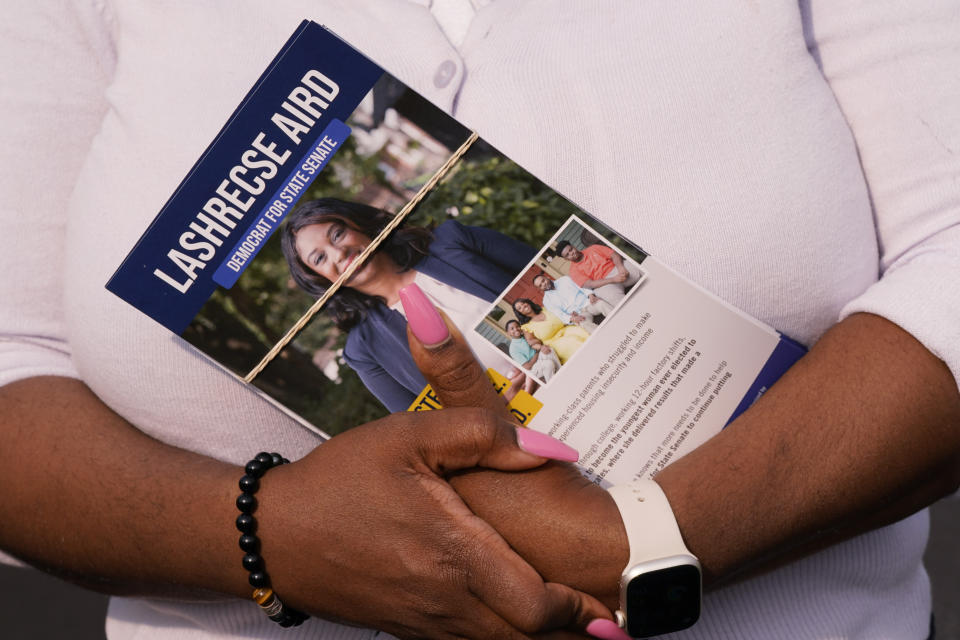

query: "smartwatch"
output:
607 480 701 638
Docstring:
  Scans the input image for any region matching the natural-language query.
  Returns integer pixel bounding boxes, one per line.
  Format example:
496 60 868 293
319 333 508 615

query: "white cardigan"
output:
1 1 957 638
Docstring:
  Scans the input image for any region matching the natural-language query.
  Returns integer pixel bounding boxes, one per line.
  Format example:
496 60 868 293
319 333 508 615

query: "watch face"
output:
625 564 701 637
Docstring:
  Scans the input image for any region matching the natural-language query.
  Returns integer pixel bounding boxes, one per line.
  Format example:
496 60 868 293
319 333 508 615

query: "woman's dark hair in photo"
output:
511 298 542 325
281 198 432 331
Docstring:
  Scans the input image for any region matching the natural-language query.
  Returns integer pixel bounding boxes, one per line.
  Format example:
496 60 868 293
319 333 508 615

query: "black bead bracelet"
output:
236 452 308 628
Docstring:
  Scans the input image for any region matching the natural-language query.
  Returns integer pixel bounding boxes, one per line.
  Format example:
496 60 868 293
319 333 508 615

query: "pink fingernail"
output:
586 618 630 640
400 283 450 347
516 428 579 462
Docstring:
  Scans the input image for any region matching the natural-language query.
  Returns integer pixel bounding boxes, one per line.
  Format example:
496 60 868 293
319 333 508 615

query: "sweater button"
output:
433 60 457 88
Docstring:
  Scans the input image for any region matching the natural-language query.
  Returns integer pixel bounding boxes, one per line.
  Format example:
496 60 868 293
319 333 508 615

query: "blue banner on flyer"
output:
213 120 351 289
105 20 383 334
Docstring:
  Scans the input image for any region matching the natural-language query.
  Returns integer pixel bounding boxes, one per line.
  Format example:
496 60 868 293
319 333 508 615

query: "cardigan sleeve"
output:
800 0 960 389
0 0 115 389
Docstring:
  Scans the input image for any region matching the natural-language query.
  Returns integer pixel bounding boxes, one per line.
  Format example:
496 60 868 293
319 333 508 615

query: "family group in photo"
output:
505 236 643 385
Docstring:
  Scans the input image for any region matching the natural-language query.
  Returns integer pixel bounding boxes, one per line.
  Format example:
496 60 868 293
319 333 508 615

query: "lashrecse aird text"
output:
106 21 384 334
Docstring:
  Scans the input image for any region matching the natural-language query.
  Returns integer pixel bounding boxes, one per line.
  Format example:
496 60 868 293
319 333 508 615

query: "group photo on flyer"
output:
476 217 646 392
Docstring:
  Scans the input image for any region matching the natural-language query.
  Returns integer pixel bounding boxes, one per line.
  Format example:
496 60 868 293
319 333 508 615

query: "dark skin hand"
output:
408 314 629 612
254 409 610 638
412 312 960 612
0 342 611 639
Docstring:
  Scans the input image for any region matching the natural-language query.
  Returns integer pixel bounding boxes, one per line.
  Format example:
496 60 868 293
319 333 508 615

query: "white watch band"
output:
608 480 694 566
609 480 702 636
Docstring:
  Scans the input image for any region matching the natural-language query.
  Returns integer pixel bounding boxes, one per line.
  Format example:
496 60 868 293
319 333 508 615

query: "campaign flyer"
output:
107 21 804 482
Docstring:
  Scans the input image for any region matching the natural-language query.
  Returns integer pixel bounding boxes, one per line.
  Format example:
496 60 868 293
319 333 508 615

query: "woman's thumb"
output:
401 283 512 415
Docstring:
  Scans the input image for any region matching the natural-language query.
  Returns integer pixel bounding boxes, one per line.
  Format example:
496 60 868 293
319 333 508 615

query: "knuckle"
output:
414 594 452 622
464 407 508 450
431 359 487 396
438 525 481 576
446 521 486 563
569 595 591 628
466 406 501 432
452 527 511 582
516 596 552 633
447 406 498 438
413 407 506 473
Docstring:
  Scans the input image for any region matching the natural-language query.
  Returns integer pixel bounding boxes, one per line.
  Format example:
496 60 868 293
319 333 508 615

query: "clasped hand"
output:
253 308 627 638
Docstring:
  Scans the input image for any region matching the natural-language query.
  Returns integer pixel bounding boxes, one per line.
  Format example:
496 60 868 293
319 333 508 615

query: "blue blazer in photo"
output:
342 220 536 411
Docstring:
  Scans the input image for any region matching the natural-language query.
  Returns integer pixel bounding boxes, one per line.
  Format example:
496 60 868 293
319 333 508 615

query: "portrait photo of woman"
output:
281 197 537 411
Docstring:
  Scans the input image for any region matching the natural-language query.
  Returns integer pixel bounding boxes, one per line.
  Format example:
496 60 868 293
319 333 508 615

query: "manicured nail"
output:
400 283 450 347
516 428 579 462
586 618 630 640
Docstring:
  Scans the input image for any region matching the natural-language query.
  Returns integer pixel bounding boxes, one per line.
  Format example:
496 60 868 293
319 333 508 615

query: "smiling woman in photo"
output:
281 197 536 410
511 297 589 365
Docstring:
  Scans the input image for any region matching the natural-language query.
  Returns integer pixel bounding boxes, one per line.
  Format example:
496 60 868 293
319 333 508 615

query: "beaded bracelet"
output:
236 452 309 628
